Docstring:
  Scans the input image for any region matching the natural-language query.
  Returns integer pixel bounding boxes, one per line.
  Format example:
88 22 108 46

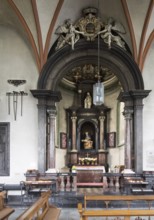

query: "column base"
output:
98 149 108 153
71 149 77 152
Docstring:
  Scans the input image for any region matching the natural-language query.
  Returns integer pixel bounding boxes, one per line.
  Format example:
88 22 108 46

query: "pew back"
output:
0 191 15 220
78 194 154 220
84 194 154 209
0 191 5 210
16 190 61 220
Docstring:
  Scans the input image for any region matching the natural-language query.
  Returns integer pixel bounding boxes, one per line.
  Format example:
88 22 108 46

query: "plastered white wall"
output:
143 43 154 171
105 89 120 132
0 27 38 183
108 146 124 171
55 148 67 171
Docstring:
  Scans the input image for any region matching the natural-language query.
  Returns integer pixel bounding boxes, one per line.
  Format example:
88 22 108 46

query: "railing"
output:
24 172 154 194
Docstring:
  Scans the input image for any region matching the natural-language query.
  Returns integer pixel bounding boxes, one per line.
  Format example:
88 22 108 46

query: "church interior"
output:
0 0 154 219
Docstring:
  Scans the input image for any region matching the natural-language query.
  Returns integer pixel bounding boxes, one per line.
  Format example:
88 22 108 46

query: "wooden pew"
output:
0 191 15 220
16 190 61 220
78 194 154 220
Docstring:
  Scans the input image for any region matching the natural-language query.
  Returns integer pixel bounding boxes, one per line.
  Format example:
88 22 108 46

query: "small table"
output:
24 180 54 200
124 178 149 194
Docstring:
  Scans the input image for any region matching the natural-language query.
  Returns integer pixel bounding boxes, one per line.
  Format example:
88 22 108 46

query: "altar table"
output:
76 166 105 187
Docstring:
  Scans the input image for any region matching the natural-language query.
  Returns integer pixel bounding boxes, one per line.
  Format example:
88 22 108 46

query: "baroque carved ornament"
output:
55 7 126 50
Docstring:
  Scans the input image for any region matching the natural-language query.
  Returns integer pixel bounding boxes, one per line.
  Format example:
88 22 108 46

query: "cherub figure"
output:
98 17 126 49
55 19 84 50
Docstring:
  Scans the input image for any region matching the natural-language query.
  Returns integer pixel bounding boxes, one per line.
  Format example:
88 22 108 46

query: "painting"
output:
60 132 67 149
107 132 116 148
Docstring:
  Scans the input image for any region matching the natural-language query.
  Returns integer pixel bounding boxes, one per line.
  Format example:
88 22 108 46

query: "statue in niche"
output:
82 132 93 149
84 92 92 109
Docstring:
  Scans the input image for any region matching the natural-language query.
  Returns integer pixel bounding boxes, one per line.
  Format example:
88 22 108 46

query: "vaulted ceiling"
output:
0 0 153 78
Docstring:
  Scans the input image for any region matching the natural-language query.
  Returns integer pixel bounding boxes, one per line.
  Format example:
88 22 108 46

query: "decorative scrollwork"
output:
7 80 26 87
55 7 126 50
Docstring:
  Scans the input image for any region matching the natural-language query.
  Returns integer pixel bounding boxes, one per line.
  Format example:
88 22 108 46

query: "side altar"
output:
66 105 110 166
76 165 105 187
65 84 110 167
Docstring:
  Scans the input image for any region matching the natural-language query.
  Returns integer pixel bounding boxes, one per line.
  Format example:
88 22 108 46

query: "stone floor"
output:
6 187 154 219
8 207 154 220
9 207 81 220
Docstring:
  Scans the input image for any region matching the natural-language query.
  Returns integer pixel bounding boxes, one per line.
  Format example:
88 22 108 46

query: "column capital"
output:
31 89 62 106
118 90 151 104
71 116 77 121
47 109 57 118
123 109 133 120
99 116 105 121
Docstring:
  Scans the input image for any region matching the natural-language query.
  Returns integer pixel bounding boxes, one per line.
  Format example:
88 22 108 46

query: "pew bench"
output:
16 190 61 220
0 191 15 220
78 194 154 220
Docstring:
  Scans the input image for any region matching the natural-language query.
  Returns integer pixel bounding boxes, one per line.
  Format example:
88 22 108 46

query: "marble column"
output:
37 104 47 172
31 89 62 172
99 116 105 151
118 90 151 173
47 108 57 169
130 90 151 172
133 103 143 172
71 115 77 151
123 109 133 169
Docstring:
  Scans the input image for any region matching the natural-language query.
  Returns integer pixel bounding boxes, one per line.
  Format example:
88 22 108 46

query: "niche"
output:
77 120 98 151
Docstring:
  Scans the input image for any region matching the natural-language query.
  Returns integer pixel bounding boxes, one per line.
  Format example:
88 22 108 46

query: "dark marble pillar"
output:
37 104 47 172
31 89 62 172
130 90 151 173
47 108 57 169
118 90 151 173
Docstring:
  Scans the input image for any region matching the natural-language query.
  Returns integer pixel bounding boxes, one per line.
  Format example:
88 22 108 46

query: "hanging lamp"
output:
93 6 104 106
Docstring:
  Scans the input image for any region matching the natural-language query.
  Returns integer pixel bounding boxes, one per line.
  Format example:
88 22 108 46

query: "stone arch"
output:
38 40 144 92
32 39 150 173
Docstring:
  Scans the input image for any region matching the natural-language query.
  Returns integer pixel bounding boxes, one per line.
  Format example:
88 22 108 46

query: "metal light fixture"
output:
93 16 104 106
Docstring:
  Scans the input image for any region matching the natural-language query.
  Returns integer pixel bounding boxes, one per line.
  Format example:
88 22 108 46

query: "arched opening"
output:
78 120 97 151
31 39 150 173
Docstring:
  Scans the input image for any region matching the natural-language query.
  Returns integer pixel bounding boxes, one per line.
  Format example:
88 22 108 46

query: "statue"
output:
82 132 93 149
98 17 126 49
84 92 92 109
55 19 84 50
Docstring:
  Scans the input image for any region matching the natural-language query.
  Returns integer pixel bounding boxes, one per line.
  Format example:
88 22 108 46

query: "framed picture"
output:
107 132 116 148
60 132 67 149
